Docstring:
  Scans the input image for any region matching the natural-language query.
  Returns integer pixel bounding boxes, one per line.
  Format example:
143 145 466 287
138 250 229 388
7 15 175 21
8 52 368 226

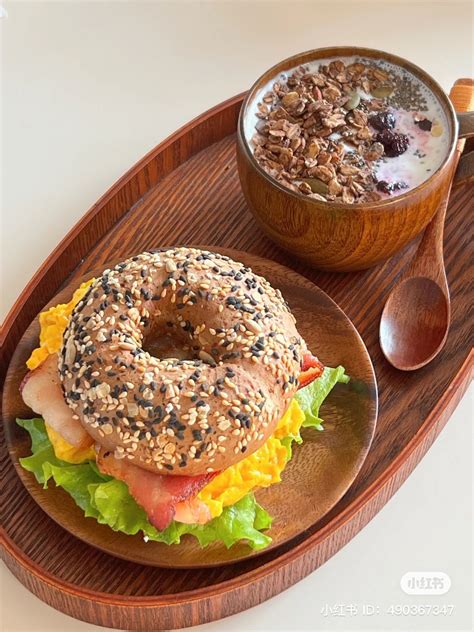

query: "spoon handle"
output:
453 151 474 188
451 79 474 152
450 78 474 117
406 80 474 284
457 112 474 139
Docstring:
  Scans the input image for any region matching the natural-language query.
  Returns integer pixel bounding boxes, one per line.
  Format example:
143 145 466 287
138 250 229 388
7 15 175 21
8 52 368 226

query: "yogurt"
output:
245 56 451 202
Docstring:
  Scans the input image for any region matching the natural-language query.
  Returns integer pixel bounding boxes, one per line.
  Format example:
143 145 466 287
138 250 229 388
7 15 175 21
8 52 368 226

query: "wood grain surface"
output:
3 252 377 568
1 92 473 630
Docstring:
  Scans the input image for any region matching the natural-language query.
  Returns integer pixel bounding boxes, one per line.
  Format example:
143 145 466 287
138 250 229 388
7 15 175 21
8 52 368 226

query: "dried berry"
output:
376 180 408 194
369 111 396 131
376 129 409 157
415 117 433 132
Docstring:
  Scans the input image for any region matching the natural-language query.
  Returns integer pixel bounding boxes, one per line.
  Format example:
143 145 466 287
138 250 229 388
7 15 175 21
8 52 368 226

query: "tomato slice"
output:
298 353 324 389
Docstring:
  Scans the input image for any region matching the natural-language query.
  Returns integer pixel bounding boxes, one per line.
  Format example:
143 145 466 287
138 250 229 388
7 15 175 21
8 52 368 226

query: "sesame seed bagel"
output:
59 248 307 476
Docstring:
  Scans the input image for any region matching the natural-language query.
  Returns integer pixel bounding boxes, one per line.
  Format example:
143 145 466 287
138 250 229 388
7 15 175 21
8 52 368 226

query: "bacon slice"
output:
174 497 214 525
20 353 92 448
97 449 216 530
298 353 324 389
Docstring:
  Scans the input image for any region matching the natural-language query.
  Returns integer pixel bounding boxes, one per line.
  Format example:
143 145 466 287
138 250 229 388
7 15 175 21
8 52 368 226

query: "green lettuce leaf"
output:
17 417 70 484
295 366 349 431
17 418 272 550
279 431 303 460
16 367 346 551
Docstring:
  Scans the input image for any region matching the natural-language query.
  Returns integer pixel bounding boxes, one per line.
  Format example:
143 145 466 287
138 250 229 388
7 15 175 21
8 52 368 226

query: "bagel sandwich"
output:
18 249 348 550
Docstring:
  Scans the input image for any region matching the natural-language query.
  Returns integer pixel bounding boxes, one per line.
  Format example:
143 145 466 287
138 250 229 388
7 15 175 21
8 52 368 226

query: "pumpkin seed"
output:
345 91 360 111
371 84 394 98
302 178 329 195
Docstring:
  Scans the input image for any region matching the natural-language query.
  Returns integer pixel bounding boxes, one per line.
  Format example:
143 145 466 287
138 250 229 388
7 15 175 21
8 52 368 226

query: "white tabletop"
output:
1 2 472 631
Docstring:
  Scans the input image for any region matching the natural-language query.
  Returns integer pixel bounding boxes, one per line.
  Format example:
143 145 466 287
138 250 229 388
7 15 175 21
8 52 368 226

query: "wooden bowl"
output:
237 46 459 272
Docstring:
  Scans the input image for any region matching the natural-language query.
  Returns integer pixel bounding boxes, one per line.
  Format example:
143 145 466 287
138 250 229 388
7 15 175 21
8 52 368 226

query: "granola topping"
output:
247 56 450 203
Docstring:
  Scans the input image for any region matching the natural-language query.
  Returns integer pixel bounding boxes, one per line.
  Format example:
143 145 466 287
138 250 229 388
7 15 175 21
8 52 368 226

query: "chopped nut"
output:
328 59 345 78
317 151 332 165
322 86 341 102
281 91 300 107
342 187 355 204
298 181 312 195
357 126 373 140
328 178 343 196
309 165 334 182
339 164 362 176
322 113 346 129
306 139 320 159
363 142 385 161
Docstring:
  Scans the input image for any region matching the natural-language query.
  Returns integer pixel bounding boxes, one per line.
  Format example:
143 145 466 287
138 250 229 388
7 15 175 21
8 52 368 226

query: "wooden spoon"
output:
380 79 474 371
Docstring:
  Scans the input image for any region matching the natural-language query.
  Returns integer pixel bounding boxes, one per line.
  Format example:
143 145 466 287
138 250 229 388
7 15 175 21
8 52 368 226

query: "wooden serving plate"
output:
3 252 377 568
0 93 472 630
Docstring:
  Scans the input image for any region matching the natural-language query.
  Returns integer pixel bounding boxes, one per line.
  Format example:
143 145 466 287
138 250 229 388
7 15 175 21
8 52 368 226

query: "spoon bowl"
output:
379 79 473 371
380 277 450 371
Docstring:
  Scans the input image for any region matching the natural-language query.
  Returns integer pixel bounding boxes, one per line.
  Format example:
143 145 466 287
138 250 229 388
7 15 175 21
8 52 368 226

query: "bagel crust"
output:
59 248 307 476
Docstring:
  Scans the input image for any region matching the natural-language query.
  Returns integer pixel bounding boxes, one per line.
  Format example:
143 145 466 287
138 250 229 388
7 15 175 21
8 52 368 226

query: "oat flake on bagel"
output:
59 248 307 476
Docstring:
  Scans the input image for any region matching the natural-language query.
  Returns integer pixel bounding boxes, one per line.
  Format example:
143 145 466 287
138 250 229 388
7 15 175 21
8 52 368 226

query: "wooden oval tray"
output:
0 93 472 630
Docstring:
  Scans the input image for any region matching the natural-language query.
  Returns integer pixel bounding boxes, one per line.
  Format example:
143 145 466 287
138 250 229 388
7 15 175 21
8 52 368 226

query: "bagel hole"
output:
142 327 197 362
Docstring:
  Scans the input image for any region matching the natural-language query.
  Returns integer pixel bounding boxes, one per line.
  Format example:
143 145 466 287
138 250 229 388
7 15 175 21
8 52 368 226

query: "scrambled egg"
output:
46 424 96 463
27 279 305 518
27 279 95 370
27 278 96 462
198 399 304 517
